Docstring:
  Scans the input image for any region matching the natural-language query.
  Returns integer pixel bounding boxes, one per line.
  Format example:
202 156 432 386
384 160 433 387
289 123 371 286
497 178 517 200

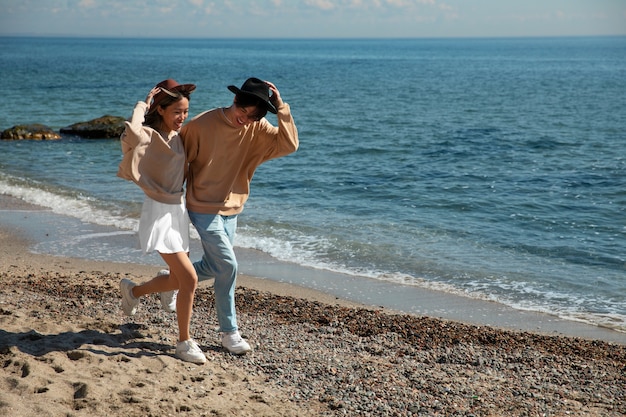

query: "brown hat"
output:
227 77 277 114
152 79 196 109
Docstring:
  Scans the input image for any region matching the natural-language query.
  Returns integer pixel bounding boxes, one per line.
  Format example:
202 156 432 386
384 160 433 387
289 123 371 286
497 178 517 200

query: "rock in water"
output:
1 124 62 140
60 115 125 139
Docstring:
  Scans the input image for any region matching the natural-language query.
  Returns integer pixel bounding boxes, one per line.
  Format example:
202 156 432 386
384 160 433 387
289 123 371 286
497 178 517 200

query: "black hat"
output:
227 77 277 114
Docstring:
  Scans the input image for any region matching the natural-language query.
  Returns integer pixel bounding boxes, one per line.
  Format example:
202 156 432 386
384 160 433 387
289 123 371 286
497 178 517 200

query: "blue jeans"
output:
188 211 238 333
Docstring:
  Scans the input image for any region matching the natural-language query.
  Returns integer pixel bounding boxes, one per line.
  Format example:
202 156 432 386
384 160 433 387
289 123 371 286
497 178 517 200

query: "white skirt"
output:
138 196 190 254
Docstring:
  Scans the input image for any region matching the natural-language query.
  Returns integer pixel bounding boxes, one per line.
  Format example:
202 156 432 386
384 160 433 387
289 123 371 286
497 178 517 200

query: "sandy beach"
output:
1 196 625 416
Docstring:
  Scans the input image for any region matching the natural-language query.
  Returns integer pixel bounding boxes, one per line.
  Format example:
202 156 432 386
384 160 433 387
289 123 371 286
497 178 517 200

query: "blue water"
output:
1 36 625 332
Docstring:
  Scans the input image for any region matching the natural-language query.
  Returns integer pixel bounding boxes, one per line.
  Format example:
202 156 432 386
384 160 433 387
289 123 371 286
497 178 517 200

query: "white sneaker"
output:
176 339 207 364
221 331 251 355
157 270 178 313
120 278 139 316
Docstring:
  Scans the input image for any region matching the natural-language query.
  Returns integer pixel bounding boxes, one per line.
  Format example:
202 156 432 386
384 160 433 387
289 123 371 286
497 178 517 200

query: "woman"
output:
116 79 205 364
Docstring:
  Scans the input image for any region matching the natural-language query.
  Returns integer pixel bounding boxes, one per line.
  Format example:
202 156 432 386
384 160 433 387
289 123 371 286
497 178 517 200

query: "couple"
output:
116 77 299 364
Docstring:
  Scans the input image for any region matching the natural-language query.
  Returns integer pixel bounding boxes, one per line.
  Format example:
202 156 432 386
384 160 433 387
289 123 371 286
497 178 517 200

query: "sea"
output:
0 36 624 335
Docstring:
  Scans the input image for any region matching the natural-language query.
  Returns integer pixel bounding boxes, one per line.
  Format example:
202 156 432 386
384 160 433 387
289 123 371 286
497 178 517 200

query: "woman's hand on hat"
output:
145 87 161 107
266 81 283 108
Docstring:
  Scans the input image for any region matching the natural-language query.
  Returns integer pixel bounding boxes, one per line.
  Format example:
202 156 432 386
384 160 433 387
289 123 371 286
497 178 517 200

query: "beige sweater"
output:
181 103 298 215
116 101 186 204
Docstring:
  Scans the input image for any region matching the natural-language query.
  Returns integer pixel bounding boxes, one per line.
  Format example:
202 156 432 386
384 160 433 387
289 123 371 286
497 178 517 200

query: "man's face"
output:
231 105 262 127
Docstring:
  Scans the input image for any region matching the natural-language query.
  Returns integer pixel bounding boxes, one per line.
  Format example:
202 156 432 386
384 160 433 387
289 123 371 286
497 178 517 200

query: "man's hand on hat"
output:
266 81 283 109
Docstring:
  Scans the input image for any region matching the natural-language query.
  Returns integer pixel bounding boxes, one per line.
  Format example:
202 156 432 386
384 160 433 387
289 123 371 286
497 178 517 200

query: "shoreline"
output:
0 194 365 311
1 193 624 345
1 194 625 416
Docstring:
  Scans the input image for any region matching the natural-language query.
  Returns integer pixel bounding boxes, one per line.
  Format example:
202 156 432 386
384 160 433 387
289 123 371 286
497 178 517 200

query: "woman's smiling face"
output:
158 97 190 132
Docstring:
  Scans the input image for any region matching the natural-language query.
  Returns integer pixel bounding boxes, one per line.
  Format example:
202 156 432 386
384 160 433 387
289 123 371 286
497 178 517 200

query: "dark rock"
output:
60 115 125 139
1 124 62 140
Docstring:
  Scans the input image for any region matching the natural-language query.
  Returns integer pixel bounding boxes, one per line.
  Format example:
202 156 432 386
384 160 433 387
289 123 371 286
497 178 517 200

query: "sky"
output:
1 0 625 39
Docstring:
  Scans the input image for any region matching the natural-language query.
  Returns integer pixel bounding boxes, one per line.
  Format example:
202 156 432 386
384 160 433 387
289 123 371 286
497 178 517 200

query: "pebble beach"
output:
1 197 625 416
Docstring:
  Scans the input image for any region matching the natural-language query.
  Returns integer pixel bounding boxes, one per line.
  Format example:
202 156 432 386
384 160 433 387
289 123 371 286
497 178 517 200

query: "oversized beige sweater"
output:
181 103 298 215
116 101 186 204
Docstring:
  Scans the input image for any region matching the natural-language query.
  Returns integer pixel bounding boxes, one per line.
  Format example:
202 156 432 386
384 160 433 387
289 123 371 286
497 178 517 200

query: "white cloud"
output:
305 0 336 11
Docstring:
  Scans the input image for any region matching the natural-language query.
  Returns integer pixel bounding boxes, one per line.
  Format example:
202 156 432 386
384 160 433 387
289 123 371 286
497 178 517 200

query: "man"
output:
165 77 298 354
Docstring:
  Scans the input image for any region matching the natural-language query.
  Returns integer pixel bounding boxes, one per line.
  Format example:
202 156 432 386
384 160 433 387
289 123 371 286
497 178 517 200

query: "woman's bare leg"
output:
131 252 198 342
